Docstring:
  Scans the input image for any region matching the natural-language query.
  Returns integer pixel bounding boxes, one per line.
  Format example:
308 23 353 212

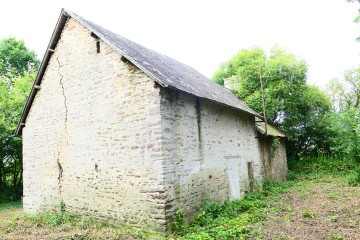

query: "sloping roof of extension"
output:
255 118 286 138
15 9 260 135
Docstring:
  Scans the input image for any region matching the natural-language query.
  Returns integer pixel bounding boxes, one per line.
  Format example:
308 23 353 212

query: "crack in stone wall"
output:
56 57 69 140
56 57 69 200
57 150 63 197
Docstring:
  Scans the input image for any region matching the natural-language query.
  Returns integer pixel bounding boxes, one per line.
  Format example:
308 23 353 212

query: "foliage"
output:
171 155 358 239
0 200 22 214
347 168 360 186
0 37 38 202
325 109 360 160
212 46 332 157
288 155 358 174
172 210 184 232
301 209 316 218
172 180 294 239
327 67 360 162
328 67 360 111
0 37 39 77
270 137 281 158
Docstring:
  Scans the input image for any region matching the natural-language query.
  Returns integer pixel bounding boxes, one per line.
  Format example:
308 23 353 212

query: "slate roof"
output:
16 9 260 135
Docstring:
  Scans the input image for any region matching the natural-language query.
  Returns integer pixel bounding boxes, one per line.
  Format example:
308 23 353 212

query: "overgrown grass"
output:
288 154 360 186
1 209 161 240
171 180 295 239
171 155 360 239
288 155 358 174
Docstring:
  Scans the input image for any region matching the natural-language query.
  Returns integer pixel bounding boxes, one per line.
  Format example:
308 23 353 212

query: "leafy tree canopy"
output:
328 67 360 111
212 46 332 157
0 37 38 200
0 37 39 78
327 67 360 161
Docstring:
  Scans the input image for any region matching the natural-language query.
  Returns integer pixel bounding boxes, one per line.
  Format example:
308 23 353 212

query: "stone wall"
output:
22 18 166 231
259 137 287 181
159 90 264 222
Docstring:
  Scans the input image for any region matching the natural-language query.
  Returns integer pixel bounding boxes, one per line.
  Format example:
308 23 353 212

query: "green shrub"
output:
0 200 22 214
347 169 360 186
172 210 184 232
288 155 358 174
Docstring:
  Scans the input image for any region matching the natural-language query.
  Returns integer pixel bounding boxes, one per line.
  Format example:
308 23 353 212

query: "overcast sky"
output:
1 0 360 88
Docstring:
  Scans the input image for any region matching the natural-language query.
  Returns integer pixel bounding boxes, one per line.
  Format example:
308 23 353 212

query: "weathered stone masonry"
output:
160 90 263 220
23 18 166 230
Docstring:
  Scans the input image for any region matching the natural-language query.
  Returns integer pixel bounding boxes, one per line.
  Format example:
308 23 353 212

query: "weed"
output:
326 191 340 200
286 170 297 181
301 209 316 218
270 137 281 158
172 180 292 239
327 215 339 222
172 210 184 232
283 213 295 222
328 231 344 240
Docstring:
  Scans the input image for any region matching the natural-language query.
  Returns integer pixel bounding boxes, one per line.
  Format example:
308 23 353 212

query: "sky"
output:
1 0 360 89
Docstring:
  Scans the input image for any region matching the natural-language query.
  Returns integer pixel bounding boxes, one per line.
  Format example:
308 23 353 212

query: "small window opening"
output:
96 41 100 53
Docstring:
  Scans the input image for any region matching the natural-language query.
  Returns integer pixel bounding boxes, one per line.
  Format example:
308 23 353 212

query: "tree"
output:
0 37 39 77
212 46 332 157
0 37 38 201
328 67 360 110
327 67 360 161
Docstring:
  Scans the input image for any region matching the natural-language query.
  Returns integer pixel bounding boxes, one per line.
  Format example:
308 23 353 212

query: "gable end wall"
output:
22 18 166 231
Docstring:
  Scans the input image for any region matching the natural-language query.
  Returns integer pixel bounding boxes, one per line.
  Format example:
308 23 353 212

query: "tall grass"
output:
288 155 358 174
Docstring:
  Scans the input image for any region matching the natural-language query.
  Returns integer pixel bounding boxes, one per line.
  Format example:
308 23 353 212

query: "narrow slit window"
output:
96 41 100 53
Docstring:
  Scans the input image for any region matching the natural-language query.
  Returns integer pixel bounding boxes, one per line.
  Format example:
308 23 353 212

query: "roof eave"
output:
165 85 262 118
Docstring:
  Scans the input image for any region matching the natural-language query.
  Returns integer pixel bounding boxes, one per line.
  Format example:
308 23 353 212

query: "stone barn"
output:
16 9 287 232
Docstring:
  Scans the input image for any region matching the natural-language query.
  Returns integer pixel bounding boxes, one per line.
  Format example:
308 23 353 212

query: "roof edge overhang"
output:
16 9 170 136
165 85 262 119
15 9 70 136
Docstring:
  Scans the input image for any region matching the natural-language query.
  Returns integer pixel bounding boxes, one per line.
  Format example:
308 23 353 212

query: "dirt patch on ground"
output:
260 177 360 240
0 210 22 221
